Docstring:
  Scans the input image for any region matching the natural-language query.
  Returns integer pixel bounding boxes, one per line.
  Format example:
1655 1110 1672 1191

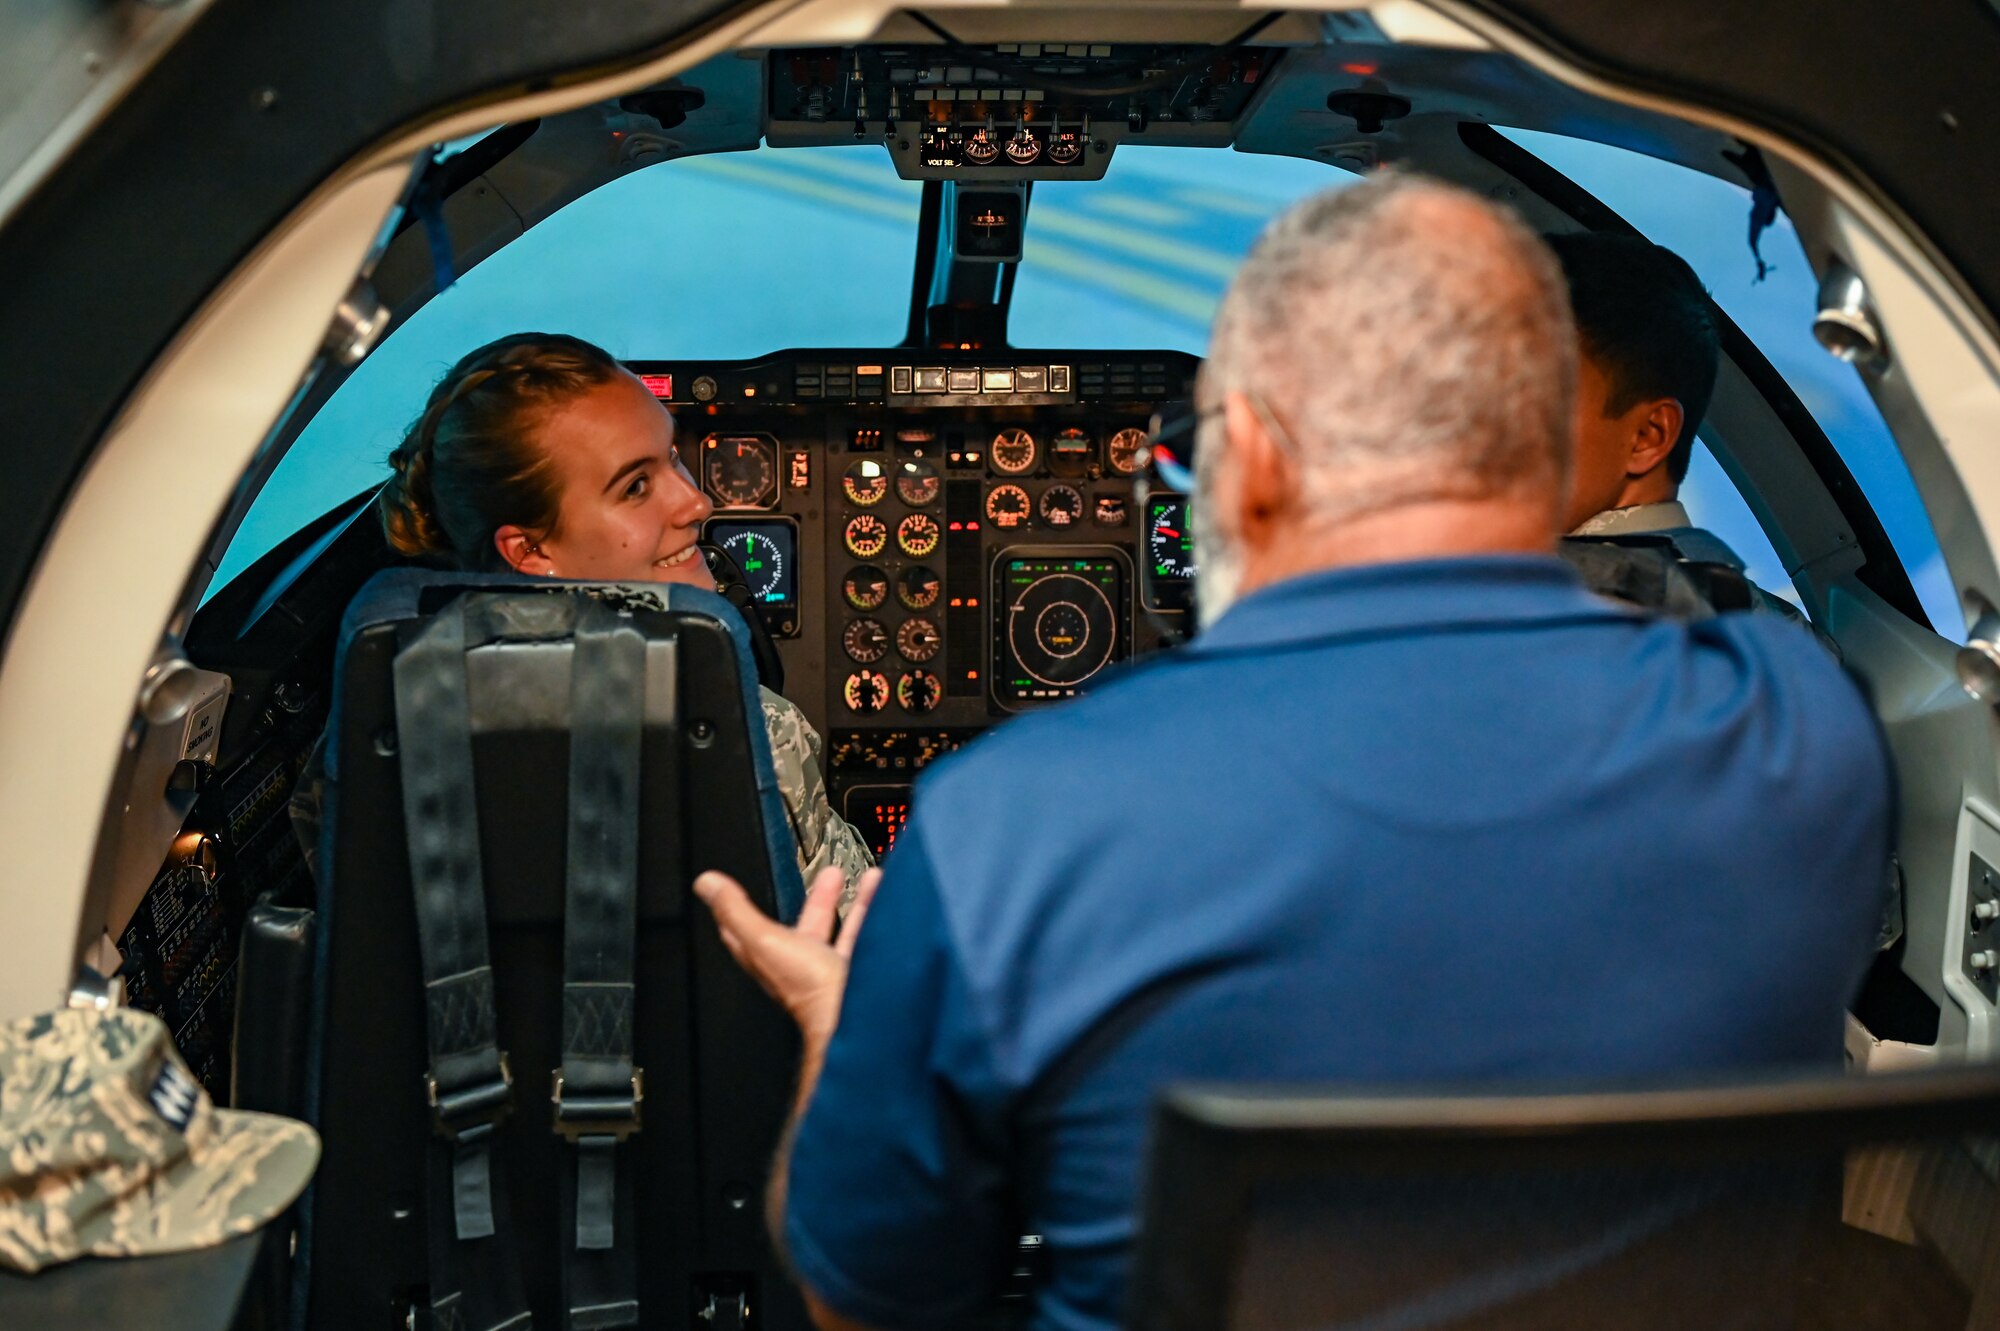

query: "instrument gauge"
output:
717 528 786 602
1046 130 1084 165
897 670 943 714
897 513 941 559
844 513 889 559
985 483 1032 529
842 459 889 506
843 564 890 612
1148 497 1196 580
843 618 889 664
843 670 891 714
1107 427 1149 476
897 617 941 663
895 459 941 507
702 433 778 509
898 565 942 611
990 427 1038 475
1039 484 1084 530
961 127 1001 166
1048 427 1094 478
1004 128 1041 165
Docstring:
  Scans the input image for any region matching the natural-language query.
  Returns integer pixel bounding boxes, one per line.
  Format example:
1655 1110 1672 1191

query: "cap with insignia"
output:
0 1006 319 1273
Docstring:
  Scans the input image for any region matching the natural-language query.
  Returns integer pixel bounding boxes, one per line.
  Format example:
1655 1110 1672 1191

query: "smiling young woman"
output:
364 332 873 893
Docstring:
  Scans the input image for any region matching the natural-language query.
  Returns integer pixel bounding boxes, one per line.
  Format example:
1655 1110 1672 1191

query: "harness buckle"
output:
550 1066 645 1142
424 1051 513 1140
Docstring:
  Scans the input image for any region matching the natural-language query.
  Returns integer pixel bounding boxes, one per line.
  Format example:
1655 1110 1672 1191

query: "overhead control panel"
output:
767 44 1284 178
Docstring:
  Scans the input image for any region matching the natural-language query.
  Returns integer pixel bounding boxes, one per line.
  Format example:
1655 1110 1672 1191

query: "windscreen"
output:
211 145 918 594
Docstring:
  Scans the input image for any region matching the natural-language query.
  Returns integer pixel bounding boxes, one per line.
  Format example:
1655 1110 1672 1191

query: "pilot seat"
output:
235 568 813 1331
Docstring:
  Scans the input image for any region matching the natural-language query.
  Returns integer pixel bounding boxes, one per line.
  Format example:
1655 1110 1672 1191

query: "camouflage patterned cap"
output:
0 1006 319 1273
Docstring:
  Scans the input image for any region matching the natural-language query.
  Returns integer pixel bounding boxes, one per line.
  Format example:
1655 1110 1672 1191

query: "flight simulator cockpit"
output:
9 4 2000 1329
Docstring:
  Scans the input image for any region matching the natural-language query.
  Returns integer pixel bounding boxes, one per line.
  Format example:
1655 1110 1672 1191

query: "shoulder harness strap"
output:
552 597 649 1330
393 597 533 1331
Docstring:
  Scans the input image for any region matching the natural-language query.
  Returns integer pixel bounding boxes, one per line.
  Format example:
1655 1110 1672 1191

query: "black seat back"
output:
299 569 809 1329
1128 1068 2000 1331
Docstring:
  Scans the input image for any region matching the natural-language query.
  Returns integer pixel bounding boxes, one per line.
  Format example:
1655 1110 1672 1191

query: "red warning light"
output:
1341 61 1379 76
639 373 673 398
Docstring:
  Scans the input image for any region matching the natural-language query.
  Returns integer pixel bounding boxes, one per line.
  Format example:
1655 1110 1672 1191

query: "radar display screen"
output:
706 518 798 611
992 551 1128 707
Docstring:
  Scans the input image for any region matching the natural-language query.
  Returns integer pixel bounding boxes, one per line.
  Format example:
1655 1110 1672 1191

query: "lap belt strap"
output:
395 599 532 1331
553 600 648 1330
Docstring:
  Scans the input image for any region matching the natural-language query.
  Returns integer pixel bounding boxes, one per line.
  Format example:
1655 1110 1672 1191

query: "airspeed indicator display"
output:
1147 498 1195 580
1142 497 1195 617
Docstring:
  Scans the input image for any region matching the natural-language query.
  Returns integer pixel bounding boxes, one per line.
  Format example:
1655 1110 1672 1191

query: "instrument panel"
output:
633 350 1197 853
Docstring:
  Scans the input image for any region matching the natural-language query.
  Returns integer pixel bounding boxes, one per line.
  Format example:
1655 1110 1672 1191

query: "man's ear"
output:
1626 398 1685 479
494 524 554 576
1221 391 1293 548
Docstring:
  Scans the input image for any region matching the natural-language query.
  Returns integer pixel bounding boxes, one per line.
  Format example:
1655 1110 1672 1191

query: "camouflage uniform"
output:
760 687 876 909
0 1007 319 1273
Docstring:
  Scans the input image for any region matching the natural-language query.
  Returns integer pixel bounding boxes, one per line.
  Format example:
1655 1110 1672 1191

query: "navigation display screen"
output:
992 551 1128 707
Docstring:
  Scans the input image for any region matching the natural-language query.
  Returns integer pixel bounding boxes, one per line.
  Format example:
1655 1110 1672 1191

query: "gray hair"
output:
1204 173 1576 520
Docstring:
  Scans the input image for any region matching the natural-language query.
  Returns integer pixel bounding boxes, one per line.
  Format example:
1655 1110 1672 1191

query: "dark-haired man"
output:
1548 231 1803 620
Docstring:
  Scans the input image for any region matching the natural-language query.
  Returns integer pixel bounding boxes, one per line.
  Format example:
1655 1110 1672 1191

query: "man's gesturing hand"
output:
693 865 884 1051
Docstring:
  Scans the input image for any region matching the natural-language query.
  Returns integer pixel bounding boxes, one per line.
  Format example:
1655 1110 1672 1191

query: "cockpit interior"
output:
7 1 2000 1327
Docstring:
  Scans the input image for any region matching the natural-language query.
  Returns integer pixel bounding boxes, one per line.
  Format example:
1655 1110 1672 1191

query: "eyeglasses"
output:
1144 401 1222 495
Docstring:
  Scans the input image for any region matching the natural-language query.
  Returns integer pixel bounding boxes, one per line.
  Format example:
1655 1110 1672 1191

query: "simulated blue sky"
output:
218 134 1957 637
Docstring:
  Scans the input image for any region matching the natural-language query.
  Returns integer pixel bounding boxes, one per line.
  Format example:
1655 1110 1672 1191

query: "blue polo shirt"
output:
784 556 1891 1331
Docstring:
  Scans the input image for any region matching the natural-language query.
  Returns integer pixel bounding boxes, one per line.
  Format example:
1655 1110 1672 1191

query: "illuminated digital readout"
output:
843 786 913 858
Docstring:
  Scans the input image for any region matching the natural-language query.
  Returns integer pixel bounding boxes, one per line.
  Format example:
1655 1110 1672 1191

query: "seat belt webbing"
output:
553 600 649 1330
395 599 533 1331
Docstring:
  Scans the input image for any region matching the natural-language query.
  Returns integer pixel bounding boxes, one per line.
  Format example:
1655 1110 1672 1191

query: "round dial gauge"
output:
897 617 941 663
1107 427 1149 476
1004 128 1041 165
1148 498 1196 579
990 427 1038 476
898 565 942 611
1048 427 1094 478
1039 484 1084 530
844 513 888 559
985 483 1032 529
896 459 941 507
961 128 1000 165
703 434 778 508
842 459 889 506
897 670 943 713
1046 131 1084 165
842 618 889 664
718 529 785 601
843 564 889 611
897 513 941 559
843 670 890 714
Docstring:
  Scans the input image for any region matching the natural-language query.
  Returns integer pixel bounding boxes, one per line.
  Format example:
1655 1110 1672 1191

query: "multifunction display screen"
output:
991 551 1128 707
